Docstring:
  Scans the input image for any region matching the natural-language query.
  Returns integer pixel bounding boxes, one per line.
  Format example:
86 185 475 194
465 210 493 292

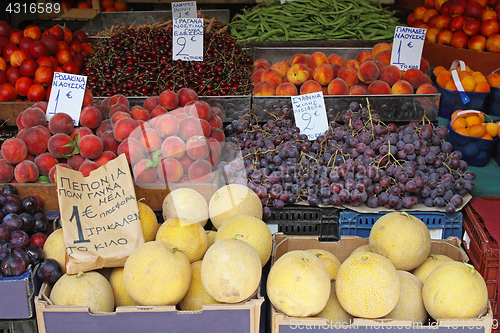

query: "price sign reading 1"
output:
172 18 204 62
46 72 87 126
390 26 426 71
171 1 197 19
291 91 329 140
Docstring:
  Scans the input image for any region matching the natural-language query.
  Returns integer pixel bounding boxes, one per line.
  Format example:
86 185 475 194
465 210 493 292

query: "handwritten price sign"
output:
291 92 328 140
172 18 203 62
46 72 87 126
390 26 426 71
172 1 196 18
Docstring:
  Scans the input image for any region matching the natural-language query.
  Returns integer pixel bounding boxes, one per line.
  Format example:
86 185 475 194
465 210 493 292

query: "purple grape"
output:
424 197 434 207
402 196 414 209
263 207 272 220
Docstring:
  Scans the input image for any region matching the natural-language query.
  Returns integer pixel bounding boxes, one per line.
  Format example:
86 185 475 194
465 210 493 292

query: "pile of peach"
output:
409 0 500 53
0 88 224 185
486 71 500 88
433 65 492 92
450 110 499 139
252 42 439 97
0 20 93 102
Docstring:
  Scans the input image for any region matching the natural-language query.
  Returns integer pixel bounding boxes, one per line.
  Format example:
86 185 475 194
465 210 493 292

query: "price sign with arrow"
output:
46 72 87 126
171 1 197 18
390 26 426 71
172 18 204 62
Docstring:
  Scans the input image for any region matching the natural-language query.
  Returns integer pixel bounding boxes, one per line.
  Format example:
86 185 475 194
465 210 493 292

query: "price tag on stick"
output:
390 26 426 71
291 91 329 140
46 72 87 126
171 1 197 19
172 18 204 62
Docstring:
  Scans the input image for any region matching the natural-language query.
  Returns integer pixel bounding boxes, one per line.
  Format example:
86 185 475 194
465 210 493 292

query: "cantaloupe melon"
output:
123 241 191 306
206 230 217 249
305 249 341 281
109 267 139 307
369 212 431 271
422 261 488 320
383 270 427 323
267 250 331 317
42 228 66 273
336 251 401 318
214 214 272 266
350 244 371 257
162 188 209 227
179 260 220 311
208 184 263 229
137 201 159 242
412 254 454 284
50 271 114 312
201 237 261 303
315 281 353 324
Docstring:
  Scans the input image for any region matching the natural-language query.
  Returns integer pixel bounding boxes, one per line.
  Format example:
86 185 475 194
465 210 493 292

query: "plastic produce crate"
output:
462 202 499 319
266 206 340 242
339 210 463 240
0 318 38 333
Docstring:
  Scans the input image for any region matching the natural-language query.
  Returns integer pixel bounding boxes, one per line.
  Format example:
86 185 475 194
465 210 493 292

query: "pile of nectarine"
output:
0 20 92 102
411 0 500 53
252 42 439 97
450 109 498 139
433 64 491 92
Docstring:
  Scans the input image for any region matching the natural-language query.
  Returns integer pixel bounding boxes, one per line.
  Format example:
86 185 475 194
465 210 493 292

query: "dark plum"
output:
5 194 21 203
2 200 22 215
3 213 22 231
25 244 43 265
1 184 18 196
0 224 10 241
1 253 26 276
33 212 49 234
9 230 30 248
21 196 39 214
19 212 35 233
36 258 63 283
12 247 32 266
0 240 11 261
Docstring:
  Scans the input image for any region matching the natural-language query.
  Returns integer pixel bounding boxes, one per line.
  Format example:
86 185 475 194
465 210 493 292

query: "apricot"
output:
444 79 458 91
454 127 469 136
327 54 346 67
472 72 486 83
487 73 500 88
481 133 493 140
300 80 322 95
161 136 185 159
468 124 486 138
474 81 491 93
391 79 414 94
253 81 275 96
312 64 334 86
275 82 298 96
327 78 349 95
337 68 359 88
308 52 328 69
357 61 380 84
436 71 452 88
465 114 482 127
260 69 282 87
461 76 476 92
433 66 446 77
270 61 290 78
485 123 498 137
452 117 467 130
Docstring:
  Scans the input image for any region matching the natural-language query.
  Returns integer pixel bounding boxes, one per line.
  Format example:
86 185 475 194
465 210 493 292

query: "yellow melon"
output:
179 260 220 311
305 249 341 280
42 228 66 273
422 261 488 320
315 281 353 324
350 244 371 257
369 212 431 271
201 237 261 303
123 241 191 306
336 251 400 318
214 214 272 267
109 267 139 307
137 201 159 242
267 250 331 317
412 254 454 284
206 230 217 249
50 271 114 312
208 184 263 229
383 270 427 323
155 218 208 263
162 188 209 227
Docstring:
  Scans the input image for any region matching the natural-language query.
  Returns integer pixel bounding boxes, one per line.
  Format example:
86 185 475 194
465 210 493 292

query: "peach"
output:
138 128 162 153
130 106 151 122
474 81 491 93
464 19 481 36
379 65 402 87
78 159 99 177
346 59 361 71
486 34 500 53
100 130 120 153
270 61 290 78
161 136 185 159
403 68 425 90
275 82 298 96
327 54 345 67
253 81 275 96
151 105 168 118
210 128 225 144
327 78 349 95
251 69 265 85
108 94 130 109
34 152 58 176
67 154 85 171
372 43 392 58
177 88 198 107
143 96 159 112
186 136 210 160
110 111 131 128
349 85 369 95
96 119 112 138
416 83 439 94
200 119 212 137
357 61 380 84
178 154 193 174
290 53 308 66
391 79 414 94
186 100 212 121
481 19 500 37
208 114 223 129
21 107 46 128
78 134 103 160
117 138 144 165
154 114 179 138
71 127 93 141
94 151 117 167
47 112 74 135
178 116 203 140
0 159 14 183
253 58 270 69
337 67 359 88
132 159 157 183
469 34 487 51
76 106 100 130
298 80 322 95
176 113 189 122
420 58 430 75
47 163 71 183
487 73 500 88
113 117 138 142
188 159 214 183
356 50 372 64
157 158 183 183
425 27 439 43
286 64 309 86
367 80 392 95
21 126 49 156
260 69 282 87
2 138 28 164
308 52 328 69
159 89 179 110
14 160 39 183
312 64 334 86
96 105 110 120
375 50 391 66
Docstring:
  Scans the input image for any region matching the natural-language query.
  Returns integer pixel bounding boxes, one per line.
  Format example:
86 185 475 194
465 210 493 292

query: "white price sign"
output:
291 91 328 140
46 72 87 126
172 1 197 18
390 26 426 71
172 18 204 62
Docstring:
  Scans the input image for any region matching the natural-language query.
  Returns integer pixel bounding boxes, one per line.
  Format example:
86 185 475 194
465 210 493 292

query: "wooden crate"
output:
38 0 100 20
0 102 32 126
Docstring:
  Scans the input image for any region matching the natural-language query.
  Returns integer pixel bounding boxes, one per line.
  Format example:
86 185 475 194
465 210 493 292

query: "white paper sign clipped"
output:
390 26 426 71
46 72 87 126
172 18 204 62
291 91 328 140
172 1 197 19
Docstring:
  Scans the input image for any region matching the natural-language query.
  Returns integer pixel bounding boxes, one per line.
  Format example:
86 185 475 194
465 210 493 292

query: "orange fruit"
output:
467 124 486 138
458 71 472 80
485 123 498 137
444 80 458 91
481 133 493 140
101 0 115 9
456 65 472 73
114 0 128 11
472 72 487 83
451 117 467 130
465 114 482 127
461 76 476 92
436 71 452 88
474 81 491 93
451 110 468 119
433 66 446 77
454 127 469 136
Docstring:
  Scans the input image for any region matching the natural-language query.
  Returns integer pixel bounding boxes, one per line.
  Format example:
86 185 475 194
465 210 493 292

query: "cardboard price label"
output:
291 91 329 140
172 1 197 18
56 154 145 274
46 72 87 126
390 26 426 71
173 18 203 62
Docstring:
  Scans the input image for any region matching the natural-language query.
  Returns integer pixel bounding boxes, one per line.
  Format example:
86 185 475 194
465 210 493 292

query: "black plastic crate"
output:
0 318 37 333
266 206 340 242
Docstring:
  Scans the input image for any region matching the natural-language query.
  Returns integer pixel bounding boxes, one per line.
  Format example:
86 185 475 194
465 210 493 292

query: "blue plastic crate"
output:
339 210 463 240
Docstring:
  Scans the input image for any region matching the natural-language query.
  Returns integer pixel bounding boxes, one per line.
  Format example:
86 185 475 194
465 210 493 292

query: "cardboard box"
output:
35 282 263 333
38 0 100 20
270 233 494 333
0 266 40 319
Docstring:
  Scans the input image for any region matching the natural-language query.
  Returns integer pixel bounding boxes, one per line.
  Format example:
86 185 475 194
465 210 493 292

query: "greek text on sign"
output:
291 91 329 140
173 18 203 62
172 1 197 18
46 72 87 126
390 26 426 71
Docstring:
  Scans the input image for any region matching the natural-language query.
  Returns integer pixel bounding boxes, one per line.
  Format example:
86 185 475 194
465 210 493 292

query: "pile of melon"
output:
43 184 272 312
267 212 489 324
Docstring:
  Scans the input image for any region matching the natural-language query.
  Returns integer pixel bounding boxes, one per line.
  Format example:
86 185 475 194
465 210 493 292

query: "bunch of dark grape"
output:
218 102 475 219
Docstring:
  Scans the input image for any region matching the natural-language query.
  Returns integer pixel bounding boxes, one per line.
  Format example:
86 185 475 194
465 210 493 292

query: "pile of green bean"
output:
229 0 399 41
